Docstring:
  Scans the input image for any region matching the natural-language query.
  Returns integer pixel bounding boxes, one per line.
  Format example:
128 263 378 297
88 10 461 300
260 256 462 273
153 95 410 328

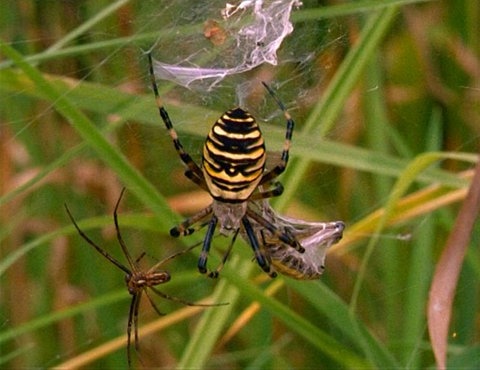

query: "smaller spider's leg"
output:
249 181 284 201
64 203 131 275
143 289 166 316
113 188 137 270
198 215 218 274
132 293 142 352
147 53 204 182
126 294 138 369
150 286 229 307
259 82 294 186
246 208 305 253
170 205 213 237
132 292 147 368
134 251 147 265
148 239 203 273
242 216 277 277
208 229 239 278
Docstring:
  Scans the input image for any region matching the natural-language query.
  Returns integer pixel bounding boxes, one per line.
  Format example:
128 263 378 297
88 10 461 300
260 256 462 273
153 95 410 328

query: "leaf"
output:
427 158 480 369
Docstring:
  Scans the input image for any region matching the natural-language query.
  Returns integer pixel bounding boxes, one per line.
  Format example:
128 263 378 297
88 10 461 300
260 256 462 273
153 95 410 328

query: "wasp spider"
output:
148 53 303 277
246 200 345 279
65 188 225 367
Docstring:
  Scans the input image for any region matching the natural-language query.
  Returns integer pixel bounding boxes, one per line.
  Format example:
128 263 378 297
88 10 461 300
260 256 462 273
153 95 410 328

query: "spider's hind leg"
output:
207 229 239 279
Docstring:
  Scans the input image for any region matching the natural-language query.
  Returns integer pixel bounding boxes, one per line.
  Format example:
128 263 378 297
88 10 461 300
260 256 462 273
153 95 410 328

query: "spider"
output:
246 199 345 279
64 188 225 367
148 52 304 277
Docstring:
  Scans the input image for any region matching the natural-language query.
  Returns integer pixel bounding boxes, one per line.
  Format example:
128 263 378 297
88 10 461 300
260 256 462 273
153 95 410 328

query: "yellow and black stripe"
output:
271 253 321 280
149 50 302 277
202 108 266 202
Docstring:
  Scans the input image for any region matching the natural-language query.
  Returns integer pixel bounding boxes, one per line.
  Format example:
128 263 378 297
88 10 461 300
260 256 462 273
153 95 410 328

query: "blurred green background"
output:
1 0 479 368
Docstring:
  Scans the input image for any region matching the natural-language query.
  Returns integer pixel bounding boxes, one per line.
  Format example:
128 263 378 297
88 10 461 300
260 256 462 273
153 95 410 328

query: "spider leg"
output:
246 208 304 253
208 229 239 278
134 252 147 265
147 52 204 182
259 82 294 186
242 216 277 277
257 229 274 268
170 205 213 237
185 169 209 191
148 239 203 273
64 203 131 275
113 188 138 271
249 181 284 201
143 288 166 316
126 293 140 369
198 215 218 274
149 286 228 307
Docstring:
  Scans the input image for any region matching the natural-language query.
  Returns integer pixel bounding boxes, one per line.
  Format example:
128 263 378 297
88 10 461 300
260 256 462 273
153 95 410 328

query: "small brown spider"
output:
65 188 226 367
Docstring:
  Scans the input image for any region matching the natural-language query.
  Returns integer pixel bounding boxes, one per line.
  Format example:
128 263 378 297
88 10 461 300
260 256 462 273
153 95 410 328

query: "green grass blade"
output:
0 290 126 345
351 151 479 311
43 0 131 54
276 5 400 211
293 0 432 22
285 279 400 368
0 69 471 190
220 270 371 368
0 40 175 225
177 255 248 369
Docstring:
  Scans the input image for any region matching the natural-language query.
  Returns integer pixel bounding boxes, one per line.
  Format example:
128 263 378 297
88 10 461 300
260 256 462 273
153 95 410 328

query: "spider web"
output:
0 1 448 368
138 0 348 206
141 0 345 116
149 0 302 91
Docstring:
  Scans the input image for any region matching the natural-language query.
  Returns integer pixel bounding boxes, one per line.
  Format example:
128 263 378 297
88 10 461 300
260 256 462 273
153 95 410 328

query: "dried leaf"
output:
427 158 480 369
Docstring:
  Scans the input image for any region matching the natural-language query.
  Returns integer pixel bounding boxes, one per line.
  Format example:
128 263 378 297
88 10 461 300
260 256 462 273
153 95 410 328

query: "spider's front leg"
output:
148 52 205 187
